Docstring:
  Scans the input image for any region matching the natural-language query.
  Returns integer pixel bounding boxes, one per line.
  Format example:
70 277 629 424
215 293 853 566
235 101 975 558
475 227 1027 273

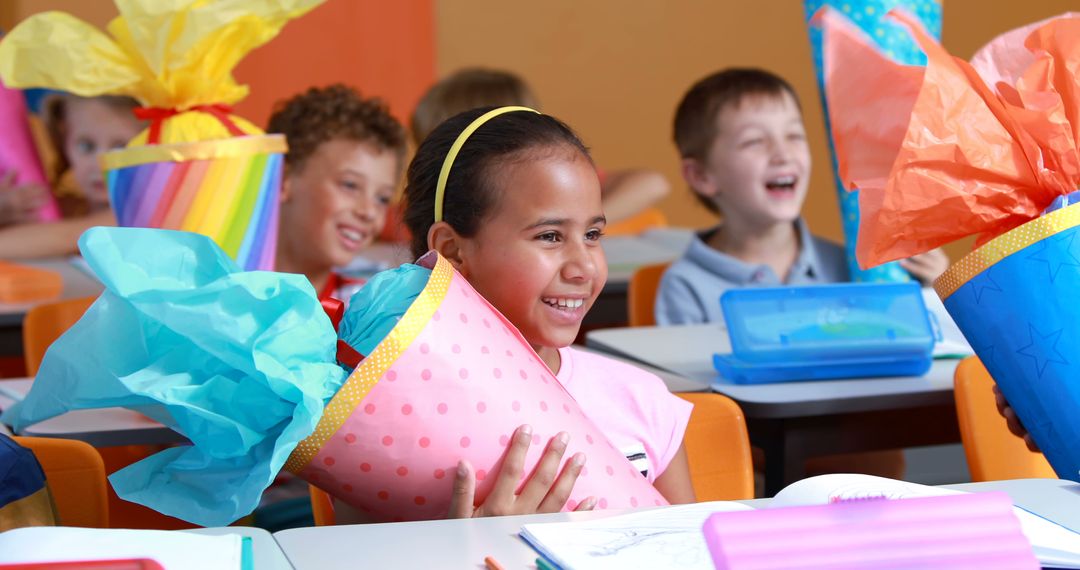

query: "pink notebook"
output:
704 492 1038 569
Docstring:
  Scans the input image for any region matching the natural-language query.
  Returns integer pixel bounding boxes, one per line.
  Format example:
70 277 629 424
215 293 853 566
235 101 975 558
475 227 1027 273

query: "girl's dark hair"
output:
403 107 592 258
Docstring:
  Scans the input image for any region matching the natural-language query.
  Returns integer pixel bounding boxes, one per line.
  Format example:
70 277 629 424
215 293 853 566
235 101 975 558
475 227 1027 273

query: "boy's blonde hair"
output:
673 68 802 214
410 68 539 144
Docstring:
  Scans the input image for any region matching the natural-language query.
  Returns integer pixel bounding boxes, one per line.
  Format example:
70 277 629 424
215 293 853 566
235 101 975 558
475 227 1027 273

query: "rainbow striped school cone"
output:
103 133 286 271
0 0 323 269
803 0 942 282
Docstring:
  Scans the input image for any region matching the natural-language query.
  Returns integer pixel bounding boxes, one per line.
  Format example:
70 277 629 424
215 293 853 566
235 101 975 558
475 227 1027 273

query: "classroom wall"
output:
435 0 1077 261
232 0 435 128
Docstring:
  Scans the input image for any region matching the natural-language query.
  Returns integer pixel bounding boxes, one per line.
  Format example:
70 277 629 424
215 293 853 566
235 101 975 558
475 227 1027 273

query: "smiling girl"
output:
401 106 695 516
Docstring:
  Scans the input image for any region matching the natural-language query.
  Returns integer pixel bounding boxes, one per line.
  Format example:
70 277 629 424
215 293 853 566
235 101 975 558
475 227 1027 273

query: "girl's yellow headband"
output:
434 106 541 223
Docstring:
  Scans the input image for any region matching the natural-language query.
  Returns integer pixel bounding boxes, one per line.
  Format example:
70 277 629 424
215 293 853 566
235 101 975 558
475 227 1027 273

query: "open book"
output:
0 527 247 570
520 474 1080 570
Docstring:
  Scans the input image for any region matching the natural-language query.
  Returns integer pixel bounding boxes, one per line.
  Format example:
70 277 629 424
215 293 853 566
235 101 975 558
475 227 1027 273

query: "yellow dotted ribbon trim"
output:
935 203 1080 300
284 254 454 473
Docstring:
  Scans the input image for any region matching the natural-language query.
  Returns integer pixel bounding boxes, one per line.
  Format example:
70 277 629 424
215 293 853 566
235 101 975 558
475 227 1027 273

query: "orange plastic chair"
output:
14 436 109 528
953 356 1056 481
309 485 336 526
22 296 96 377
676 392 754 501
627 262 670 327
605 207 668 237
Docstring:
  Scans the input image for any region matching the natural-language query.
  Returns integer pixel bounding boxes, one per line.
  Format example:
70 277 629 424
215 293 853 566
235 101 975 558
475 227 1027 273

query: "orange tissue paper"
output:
818 9 1080 268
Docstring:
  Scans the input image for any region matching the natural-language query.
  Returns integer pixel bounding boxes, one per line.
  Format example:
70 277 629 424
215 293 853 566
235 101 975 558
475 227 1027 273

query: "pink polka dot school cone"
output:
287 252 666 522
4 227 665 526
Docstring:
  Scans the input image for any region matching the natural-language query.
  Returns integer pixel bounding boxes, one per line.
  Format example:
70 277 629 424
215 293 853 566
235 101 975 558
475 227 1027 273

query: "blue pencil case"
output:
713 283 937 384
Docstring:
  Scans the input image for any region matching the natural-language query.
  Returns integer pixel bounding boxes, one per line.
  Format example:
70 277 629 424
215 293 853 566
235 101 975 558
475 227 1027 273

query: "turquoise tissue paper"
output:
2 227 346 526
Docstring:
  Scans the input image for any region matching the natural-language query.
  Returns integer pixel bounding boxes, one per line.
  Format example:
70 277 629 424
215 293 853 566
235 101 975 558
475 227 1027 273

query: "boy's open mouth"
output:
764 175 798 198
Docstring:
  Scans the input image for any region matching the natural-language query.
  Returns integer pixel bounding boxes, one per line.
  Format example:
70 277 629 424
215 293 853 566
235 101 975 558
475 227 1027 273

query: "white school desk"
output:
270 478 1080 569
187 527 294 570
0 257 104 356
585 324 962 495
0 378 186 447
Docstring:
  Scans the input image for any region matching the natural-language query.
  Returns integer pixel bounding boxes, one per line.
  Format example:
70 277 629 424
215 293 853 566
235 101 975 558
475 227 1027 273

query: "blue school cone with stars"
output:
803 0 942 282
936 199 1080 482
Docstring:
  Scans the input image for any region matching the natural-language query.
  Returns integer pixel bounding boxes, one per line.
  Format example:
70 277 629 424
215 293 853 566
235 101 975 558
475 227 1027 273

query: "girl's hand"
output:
900 248 949 285
447 424 595 518
0 171 50 226
993 385 1040 452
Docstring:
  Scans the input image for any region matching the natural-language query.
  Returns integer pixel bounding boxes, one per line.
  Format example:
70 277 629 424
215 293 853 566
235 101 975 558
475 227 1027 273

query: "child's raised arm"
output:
0 209 114 259
900 248 949 285
599 169 670 224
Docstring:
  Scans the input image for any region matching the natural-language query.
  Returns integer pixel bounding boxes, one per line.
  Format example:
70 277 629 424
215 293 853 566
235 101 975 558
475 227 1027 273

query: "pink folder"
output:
704 492 1038 569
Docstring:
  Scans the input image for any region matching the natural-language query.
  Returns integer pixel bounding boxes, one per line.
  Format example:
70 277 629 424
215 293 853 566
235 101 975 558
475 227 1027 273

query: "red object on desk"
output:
0 262 61 304
0 560 166 570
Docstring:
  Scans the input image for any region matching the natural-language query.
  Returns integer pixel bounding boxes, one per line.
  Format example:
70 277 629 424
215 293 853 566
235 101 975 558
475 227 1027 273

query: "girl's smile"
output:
453 150 607 372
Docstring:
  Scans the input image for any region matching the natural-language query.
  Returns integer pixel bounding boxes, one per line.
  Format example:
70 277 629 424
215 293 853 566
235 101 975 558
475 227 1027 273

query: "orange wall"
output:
2 0 115 29
0 0 435 127
233 0 435 128
435 0 1077 261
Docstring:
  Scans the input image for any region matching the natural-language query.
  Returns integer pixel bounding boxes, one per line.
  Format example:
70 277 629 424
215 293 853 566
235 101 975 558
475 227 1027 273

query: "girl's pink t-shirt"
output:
555 346 692 482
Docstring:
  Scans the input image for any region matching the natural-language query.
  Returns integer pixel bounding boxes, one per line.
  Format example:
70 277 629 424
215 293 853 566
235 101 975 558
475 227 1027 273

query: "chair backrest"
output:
309 485 336 526
14 436 108 527
23 296 96 377
627 262 670 327
605 207 668 237
953 356 1055 481
675 392 754 501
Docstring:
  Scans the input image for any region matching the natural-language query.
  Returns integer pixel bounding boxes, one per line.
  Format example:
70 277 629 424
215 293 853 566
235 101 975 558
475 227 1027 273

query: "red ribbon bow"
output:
133 103 245 144
320 298 366 370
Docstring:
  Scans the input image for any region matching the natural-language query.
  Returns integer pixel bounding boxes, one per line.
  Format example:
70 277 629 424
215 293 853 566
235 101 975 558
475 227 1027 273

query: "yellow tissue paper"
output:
0 0 322 143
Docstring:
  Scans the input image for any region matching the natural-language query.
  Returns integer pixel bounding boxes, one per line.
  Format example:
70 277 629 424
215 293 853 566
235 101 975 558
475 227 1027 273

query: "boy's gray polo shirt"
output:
655 219 850 325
